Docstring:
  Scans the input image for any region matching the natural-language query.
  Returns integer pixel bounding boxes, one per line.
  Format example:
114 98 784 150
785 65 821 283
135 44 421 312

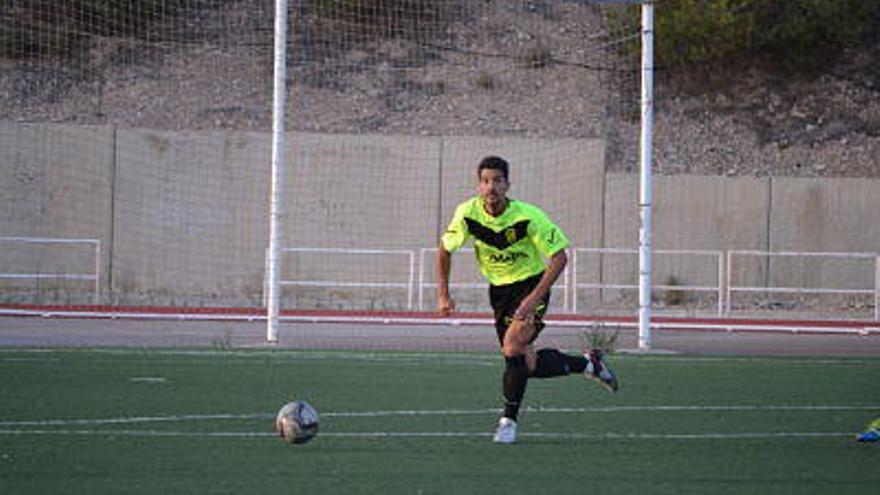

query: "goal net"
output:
0 0 645 322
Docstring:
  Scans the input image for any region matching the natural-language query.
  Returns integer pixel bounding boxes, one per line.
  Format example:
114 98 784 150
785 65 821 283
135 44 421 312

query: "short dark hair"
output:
477 155 509 180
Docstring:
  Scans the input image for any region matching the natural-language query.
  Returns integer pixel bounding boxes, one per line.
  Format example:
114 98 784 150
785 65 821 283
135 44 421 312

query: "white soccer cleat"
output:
493 417 518 444
584 349 619 393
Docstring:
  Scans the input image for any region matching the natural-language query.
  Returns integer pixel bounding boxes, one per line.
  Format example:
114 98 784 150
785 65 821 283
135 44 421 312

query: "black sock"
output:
567 352 588 374
533 348 570 377
533 348 587 377
502 354 528 421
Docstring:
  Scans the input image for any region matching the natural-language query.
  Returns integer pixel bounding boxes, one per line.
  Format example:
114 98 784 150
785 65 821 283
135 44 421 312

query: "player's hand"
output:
438 294 456 317
508 314 534 331
513 297 537 322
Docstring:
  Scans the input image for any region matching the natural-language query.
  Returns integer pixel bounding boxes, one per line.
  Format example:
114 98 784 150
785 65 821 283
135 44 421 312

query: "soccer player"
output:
436 155 618 444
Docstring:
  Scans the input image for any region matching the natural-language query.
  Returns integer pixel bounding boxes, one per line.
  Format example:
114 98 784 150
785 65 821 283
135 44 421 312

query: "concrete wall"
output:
594 174 773 308
0 123 114 303
0 122 877 311
112 129 271 305
766 178 880 292
600 174 879 309
281 135 605 310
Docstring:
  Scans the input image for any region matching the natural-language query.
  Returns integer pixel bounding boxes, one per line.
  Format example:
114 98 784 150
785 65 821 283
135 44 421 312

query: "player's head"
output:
477 155 509 181
476 155 510 215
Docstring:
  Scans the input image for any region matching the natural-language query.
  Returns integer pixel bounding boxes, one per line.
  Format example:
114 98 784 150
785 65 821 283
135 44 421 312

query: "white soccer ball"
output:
275 400 319 444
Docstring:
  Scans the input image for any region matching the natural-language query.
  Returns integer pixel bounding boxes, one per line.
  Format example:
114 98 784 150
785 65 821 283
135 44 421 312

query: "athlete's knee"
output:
502 338 524 357
502 319 534 356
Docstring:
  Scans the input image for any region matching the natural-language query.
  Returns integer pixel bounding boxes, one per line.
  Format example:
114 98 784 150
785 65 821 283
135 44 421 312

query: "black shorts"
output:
488 272 550 347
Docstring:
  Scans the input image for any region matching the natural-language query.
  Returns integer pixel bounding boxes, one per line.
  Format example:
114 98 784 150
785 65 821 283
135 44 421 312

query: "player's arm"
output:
438 202 470 317
513 249 567 321
436 244 456 316
514 210 570 321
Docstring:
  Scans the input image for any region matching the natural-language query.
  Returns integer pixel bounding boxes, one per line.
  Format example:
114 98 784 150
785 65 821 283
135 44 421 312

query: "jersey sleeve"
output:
529 207 569 257
440 202 471 253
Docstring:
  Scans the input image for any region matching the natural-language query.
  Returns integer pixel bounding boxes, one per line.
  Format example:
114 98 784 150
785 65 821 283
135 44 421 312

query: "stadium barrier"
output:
0 237 101 304
1 236 877 320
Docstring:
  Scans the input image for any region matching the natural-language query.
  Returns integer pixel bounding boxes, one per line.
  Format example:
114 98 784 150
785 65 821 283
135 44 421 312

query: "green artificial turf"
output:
1 348 878 494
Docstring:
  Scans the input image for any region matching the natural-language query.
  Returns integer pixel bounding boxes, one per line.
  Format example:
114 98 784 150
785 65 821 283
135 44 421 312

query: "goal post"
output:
638 1 655 351
267 0 290 343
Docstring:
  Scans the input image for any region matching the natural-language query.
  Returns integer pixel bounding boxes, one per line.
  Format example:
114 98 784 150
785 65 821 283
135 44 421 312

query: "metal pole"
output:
266 0 289 343
94 239 101 304
875 255 879 321
717 251 724 316
572 249 579 314
637 2 655 350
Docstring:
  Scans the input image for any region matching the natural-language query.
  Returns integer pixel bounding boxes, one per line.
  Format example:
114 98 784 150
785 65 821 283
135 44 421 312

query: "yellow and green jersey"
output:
441 197 569 286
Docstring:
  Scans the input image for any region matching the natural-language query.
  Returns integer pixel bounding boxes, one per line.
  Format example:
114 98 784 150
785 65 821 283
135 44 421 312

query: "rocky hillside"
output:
643 49 880 178
1 0 878 177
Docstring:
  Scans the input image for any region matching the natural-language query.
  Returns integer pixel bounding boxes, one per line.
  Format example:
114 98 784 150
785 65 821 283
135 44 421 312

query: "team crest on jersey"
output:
504 228 518 244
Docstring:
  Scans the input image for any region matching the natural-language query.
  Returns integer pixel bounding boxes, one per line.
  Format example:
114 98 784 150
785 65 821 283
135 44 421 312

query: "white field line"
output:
325 404 880 417
0 347 878 367
2 307 878 334
323 431 853 440
0 348 500 366
1 404 878 427
129 377 167 383
0 413 271 427
0 429 854 440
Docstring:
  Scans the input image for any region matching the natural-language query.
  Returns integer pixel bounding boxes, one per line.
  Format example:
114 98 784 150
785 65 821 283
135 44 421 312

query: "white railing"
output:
4 241 874 320
275 247 877 320
416 247 571 312
0 236 101 303
726 250 880 320
572 247 725 315
278 247 416 309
